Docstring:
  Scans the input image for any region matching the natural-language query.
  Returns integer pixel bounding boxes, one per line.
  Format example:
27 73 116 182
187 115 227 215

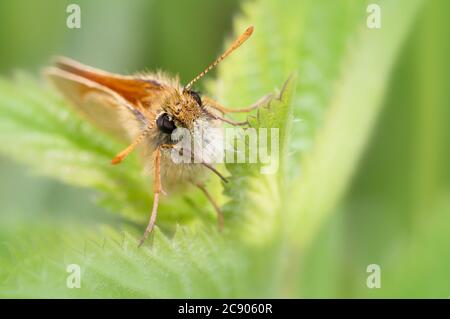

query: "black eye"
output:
187 90 202 106
156 113 176 134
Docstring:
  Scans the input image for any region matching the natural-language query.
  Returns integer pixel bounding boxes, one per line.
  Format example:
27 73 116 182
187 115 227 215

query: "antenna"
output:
184 26 254 91
111 125 153 165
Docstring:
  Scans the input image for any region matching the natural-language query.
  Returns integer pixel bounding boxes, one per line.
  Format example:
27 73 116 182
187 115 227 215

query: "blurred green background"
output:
0 0 449 298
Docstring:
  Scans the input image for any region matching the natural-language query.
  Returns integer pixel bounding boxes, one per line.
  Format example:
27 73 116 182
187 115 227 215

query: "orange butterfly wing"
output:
45 57 163 139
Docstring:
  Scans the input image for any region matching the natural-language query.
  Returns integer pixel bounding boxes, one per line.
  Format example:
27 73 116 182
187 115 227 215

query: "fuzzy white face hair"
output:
169 116 224 165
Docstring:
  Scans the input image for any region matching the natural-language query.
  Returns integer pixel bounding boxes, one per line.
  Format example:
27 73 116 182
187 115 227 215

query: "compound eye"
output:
187 90 202 106
156 113 176 134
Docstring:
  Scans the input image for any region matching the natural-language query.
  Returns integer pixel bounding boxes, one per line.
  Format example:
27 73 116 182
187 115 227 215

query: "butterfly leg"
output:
209 114 249 126
138 146 162 247
203 93 272 114
195 182 224 231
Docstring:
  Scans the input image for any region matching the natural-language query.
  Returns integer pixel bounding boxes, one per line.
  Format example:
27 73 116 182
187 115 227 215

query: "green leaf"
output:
286 0 423 247
209 0 371 247
213 0 367 164
222 74 297 245
0 222 277 298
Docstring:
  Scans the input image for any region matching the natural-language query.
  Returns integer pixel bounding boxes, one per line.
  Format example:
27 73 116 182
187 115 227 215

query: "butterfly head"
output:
155 88 209 134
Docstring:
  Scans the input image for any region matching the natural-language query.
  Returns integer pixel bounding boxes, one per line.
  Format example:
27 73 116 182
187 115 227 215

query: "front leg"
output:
138 146 162 247
205 111 249 126
203 93 272 114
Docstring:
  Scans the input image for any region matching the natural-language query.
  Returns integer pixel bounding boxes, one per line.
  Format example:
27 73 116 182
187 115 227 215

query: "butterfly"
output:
45 26 269 246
